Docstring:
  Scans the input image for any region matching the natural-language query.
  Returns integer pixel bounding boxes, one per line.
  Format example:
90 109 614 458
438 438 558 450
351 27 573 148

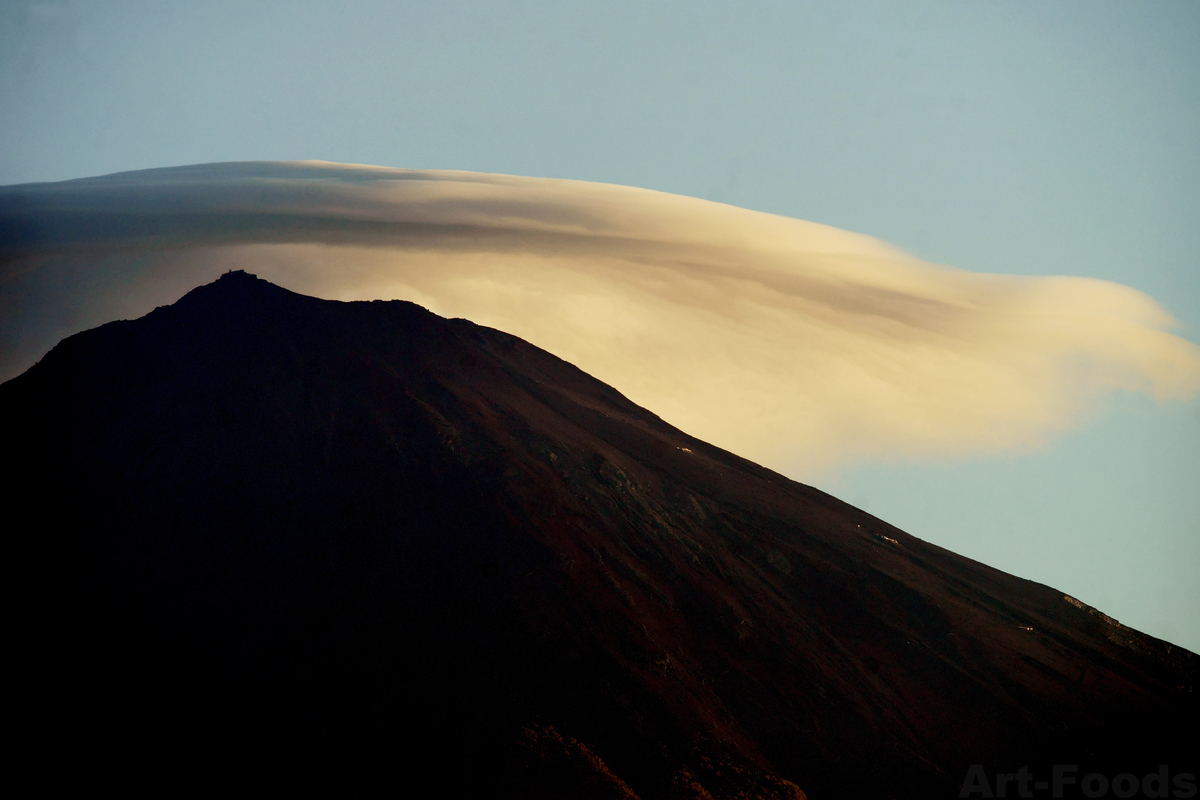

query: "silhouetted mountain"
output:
5 272 1195 798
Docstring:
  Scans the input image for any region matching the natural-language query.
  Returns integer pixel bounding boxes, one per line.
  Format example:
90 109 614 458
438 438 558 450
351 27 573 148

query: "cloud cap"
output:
4 161 1198 474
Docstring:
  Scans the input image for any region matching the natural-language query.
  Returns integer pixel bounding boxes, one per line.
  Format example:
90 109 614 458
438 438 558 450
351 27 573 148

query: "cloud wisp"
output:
3 161 1198 476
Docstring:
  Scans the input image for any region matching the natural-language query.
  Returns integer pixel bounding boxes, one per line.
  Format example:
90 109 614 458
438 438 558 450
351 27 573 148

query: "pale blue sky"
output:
3 0 1197 649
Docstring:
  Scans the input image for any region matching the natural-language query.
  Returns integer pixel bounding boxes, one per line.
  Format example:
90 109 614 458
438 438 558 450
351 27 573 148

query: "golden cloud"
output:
4 161 1198 476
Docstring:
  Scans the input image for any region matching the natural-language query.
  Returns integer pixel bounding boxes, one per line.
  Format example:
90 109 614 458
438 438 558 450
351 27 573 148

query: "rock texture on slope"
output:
5 271 1194 798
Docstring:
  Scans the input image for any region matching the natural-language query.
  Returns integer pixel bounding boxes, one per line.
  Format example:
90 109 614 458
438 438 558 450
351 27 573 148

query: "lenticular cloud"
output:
3 161 1198 475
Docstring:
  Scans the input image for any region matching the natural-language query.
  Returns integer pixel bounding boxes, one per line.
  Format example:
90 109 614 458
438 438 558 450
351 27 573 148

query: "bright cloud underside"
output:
3 161 1198 476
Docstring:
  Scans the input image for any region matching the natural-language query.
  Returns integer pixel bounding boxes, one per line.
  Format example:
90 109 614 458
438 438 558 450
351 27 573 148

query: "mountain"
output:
4 271 1194 798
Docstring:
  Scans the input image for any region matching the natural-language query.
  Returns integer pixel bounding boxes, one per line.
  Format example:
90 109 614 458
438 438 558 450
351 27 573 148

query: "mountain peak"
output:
5 275 1195 797
174 268 322 310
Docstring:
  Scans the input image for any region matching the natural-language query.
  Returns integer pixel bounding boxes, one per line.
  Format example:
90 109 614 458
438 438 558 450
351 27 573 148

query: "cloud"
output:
3 160 1199 476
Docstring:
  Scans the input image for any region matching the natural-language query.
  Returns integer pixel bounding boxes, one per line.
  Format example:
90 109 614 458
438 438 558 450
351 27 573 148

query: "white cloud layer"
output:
3 161 1198 476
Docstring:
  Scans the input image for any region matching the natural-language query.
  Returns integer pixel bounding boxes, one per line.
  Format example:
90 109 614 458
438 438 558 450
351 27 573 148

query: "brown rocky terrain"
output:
5 271 1195 797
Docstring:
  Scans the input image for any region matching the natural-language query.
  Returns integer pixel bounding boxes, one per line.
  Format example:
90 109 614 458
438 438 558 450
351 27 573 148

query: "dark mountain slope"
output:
4 271 1194 798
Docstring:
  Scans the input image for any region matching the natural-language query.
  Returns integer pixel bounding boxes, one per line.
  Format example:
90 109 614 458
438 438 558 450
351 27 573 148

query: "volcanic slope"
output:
5 271 1194 798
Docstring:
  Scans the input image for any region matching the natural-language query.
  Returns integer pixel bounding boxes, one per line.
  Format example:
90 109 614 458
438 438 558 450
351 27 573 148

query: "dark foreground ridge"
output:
6 271 1195 798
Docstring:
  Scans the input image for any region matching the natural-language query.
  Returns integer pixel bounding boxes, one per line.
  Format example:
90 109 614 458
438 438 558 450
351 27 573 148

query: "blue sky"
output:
3 0 1197 650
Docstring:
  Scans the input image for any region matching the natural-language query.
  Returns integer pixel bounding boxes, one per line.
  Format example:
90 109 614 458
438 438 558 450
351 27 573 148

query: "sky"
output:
2 1 1197 651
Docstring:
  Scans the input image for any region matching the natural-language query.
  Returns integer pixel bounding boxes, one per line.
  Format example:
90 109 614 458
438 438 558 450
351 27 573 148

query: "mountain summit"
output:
5 271 1194 797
